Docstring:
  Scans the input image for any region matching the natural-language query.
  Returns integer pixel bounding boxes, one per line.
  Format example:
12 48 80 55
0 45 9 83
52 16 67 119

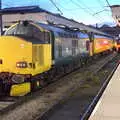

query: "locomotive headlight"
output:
16 61 27 68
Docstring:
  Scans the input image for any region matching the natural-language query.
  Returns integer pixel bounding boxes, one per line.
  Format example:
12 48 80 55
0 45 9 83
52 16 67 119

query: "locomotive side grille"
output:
32 46 37 62
32 45 44 66
38 45 44 65
0 59 2 64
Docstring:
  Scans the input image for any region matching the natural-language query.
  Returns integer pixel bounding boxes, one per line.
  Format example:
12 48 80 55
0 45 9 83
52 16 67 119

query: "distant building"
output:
0 6 105 34
111 5 120 26
99 24 120 38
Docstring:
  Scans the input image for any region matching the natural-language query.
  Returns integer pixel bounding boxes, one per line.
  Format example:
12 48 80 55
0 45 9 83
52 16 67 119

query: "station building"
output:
111 5 120 27
0 6 105 34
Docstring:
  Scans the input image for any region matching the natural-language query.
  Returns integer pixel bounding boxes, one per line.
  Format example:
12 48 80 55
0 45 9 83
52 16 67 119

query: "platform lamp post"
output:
0 0 2 35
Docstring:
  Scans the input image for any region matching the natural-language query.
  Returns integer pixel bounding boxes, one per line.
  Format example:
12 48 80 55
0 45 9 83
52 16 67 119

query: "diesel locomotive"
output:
0 21 114 96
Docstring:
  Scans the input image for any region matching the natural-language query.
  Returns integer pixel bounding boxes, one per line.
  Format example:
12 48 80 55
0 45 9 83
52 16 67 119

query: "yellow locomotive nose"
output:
0 36 32 74
0 36 33 96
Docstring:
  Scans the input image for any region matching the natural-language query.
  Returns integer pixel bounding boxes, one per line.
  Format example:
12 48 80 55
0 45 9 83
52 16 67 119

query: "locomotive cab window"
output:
5 22 50 44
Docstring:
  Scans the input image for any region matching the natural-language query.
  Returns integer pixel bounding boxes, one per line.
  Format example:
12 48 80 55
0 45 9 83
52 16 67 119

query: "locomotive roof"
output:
36 22 91 39
36 22 80 34
5 21 113 43
35 22 113 38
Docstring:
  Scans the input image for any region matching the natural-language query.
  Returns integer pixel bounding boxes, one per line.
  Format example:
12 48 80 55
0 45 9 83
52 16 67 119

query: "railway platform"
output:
89 63 120 120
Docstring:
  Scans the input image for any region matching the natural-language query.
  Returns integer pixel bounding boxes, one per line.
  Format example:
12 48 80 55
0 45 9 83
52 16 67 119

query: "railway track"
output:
0 100 15 111
80 61 119 120
36 53 120 120
0 96 23 114
33 53 120 120
0 52 119 120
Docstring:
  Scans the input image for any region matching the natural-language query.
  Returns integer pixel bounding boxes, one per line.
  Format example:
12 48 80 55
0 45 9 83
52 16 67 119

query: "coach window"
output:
72 40 75 55
58 45 62 57
86 41 90 51
72 40 78 55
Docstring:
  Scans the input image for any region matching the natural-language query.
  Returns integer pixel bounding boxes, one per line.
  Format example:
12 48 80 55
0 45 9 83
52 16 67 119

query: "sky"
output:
2 0 120 26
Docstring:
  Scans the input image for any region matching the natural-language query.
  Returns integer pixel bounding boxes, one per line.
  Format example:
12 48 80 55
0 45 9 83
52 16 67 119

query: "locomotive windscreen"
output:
4 21 50 43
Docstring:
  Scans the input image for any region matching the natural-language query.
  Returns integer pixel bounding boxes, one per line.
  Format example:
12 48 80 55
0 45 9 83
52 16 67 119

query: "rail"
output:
80 61 119 120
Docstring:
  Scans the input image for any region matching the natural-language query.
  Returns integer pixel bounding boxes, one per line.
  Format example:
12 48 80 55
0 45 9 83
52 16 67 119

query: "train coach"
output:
0 21 114 96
